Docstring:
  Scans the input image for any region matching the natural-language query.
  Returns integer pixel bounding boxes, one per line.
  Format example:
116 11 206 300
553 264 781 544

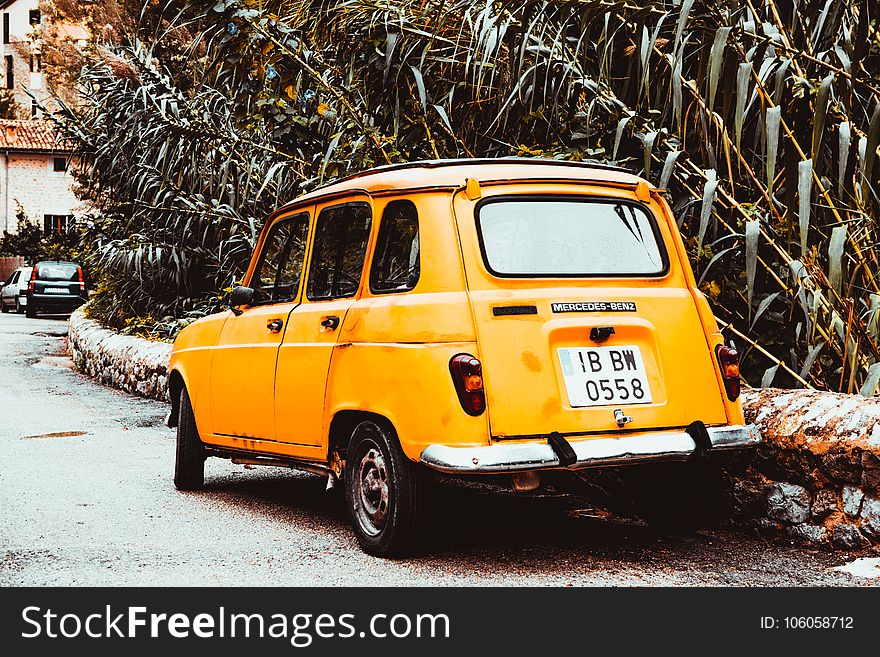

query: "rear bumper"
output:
419 424 761 474
30 293 86 308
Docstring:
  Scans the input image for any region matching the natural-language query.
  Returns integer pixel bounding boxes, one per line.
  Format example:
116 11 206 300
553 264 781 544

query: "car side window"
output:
307 202 372 300
250 212 310 304
11 272 19 284
370 200 420 294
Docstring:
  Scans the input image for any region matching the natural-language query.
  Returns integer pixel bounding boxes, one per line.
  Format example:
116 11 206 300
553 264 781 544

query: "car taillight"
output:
27 266 36 292
449 354 486 416
77 266 85 289
716 344 740 401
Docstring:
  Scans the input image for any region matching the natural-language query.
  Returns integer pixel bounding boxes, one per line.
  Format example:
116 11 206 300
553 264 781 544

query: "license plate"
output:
45 287 68 294
558 345 653 407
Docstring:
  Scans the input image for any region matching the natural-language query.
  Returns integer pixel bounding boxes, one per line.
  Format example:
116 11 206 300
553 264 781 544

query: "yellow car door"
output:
208 211 311 441
274 199 373 448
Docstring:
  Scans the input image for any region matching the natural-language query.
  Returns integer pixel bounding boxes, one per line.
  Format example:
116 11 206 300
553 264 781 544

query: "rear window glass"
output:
476 199 666 277
36 263 79 281
370 200 420 294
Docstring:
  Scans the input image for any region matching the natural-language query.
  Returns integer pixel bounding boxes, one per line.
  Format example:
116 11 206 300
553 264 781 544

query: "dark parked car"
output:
25 261 87 318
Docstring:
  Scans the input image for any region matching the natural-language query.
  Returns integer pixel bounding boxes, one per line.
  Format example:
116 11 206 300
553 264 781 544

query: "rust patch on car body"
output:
521 351 542 372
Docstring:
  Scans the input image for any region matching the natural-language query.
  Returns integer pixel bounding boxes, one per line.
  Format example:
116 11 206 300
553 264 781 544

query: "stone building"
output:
1 0 87 116
0 118 78 234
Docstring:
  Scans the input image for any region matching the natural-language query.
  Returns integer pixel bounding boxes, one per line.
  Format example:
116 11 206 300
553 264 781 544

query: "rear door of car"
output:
274 197 373 447
453 183 727 439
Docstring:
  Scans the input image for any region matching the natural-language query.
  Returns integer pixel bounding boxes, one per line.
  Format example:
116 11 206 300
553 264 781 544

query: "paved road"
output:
0 312 875 586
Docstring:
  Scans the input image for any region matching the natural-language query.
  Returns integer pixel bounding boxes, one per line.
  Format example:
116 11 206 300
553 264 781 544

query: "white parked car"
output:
1 266 32 314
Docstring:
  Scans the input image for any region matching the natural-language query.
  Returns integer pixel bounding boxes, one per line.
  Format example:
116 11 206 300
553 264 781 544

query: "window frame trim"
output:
473 194 671 280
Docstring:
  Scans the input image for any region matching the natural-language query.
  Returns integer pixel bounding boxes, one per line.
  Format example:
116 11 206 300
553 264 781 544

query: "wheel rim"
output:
353 438 390 537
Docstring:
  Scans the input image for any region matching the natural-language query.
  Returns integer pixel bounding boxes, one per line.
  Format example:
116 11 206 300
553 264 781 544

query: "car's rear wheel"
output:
174 386 205 491
344 419 424 557
631 459 725 535
14 298 23 313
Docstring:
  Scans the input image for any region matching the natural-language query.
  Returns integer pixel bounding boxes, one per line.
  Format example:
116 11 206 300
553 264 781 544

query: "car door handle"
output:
321 316 340 331
267 319 284 333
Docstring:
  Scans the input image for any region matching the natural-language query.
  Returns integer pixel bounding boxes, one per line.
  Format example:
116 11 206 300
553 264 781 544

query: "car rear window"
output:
476 198 667 277
37 263 79 281
370 200 420 294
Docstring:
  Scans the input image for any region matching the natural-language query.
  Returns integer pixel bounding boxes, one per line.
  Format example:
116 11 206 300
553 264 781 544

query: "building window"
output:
29 10 41 26
44 215 75 234
31 100 38 117
53 157 68 172
3 13 9 44
29 54 41 73
5 55 12 89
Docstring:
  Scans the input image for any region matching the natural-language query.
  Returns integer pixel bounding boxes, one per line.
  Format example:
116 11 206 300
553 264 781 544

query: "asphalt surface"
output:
0 311 876 586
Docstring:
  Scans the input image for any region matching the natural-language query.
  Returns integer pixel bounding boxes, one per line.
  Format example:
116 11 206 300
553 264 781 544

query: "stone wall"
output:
67 308 172 402
735 388 880 549
1 153 83 231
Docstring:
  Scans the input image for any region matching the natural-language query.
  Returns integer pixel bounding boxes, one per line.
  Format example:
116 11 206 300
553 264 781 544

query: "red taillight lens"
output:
716 344 740 401
77 266 85 289
449 354 486 416
27 265 36 292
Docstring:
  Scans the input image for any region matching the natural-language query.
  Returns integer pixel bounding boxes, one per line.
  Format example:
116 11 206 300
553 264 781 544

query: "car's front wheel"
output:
0 300 7 313
174 386 205 490
344 419 424 557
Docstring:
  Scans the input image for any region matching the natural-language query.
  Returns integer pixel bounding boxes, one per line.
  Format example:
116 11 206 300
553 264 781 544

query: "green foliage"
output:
0 89 21 119
49 0 880 393
0 204 81 263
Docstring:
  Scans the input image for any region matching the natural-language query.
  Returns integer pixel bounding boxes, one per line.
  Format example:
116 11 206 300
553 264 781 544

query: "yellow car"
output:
168 159 760 556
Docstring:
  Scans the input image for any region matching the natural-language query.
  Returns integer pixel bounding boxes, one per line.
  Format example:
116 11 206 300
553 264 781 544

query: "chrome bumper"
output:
419 424 761 474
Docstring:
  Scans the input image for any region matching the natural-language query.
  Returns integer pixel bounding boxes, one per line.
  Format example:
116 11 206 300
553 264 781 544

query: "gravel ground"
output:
0 312 876 586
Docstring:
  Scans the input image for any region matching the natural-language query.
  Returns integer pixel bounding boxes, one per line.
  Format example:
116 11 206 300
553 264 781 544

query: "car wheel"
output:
0 300 8 313
14 299 23 314
174 386 205 491
631 459 725 535
25 302 36 318
344 419 424 557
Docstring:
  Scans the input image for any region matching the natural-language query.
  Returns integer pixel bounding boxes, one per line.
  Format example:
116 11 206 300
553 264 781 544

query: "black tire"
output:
0 300 7 313
25 302 36 318
14 299 23 313
631 459 725 535
344 419 424 557
174 386 205 490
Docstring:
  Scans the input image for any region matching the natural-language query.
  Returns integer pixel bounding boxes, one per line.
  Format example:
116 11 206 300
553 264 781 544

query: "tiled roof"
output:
0 120 73 153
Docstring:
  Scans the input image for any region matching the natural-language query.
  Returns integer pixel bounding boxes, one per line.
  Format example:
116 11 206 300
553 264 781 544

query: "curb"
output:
67 308 172 402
